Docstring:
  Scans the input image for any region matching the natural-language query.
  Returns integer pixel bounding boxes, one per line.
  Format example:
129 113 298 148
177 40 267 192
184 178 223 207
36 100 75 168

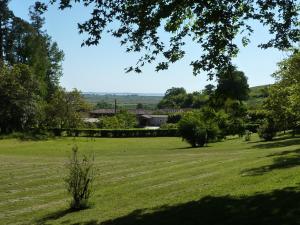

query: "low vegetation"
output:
65 146 94 210
1 135 300 224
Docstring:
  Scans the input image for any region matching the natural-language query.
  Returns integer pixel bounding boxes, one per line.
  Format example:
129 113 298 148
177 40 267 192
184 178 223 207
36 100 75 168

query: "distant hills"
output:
83 85 271 110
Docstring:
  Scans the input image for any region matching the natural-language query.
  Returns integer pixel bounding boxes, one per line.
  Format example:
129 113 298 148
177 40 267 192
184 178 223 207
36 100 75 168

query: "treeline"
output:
159 51 300 147
0 1 87 134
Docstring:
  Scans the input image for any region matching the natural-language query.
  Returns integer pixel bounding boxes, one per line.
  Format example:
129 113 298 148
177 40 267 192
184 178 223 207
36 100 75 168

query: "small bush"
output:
65 146 95 210
258 120 276 141
178 111 220 147
244 130 252 141
160 123 178 129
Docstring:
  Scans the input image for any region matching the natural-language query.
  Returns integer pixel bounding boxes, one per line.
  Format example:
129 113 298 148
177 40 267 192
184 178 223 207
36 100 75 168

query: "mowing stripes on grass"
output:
1 136 300 225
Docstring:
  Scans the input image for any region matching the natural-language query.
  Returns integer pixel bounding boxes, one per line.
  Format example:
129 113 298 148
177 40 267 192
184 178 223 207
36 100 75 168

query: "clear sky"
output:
10 0 287 94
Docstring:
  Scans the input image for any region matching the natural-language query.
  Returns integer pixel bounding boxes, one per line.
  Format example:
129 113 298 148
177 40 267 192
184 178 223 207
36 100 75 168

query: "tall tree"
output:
0 0 12 64
42 0 300 78
0 64 41 133
265 50 300 132
215 67 250 103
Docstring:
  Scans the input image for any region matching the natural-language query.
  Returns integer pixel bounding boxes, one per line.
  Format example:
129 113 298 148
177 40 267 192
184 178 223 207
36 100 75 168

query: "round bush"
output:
258 120 276 141
178 111 220 147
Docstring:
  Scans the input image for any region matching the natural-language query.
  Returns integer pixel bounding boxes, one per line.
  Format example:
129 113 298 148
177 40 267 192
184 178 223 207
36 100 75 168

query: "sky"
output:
10 1 287 94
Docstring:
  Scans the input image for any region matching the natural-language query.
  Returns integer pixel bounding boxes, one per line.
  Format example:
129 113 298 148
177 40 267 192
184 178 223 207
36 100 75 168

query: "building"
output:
139 115 168 127
89 108 191 127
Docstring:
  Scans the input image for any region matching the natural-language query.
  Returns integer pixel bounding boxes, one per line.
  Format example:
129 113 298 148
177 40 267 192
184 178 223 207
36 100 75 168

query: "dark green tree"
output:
45 88 88 129
158 87 187 109
215 67 250 103
203 84 216 96
43 0 300 78
0 0 12 64
0 64 41 133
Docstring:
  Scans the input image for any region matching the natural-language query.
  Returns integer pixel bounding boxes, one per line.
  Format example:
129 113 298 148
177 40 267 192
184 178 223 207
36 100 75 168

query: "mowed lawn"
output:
1 135 300 225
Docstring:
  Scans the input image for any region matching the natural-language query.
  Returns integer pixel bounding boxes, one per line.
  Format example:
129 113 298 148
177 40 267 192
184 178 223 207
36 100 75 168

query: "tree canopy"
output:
41 0 300 78
264 50 300 132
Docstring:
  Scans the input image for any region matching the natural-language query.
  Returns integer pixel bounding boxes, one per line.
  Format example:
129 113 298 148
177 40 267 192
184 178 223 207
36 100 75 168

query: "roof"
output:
141 115 168 119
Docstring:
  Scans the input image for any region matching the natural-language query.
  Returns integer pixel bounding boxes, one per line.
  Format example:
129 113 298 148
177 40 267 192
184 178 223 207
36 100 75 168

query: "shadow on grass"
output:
71 187 300 225
36 208 74 225
251 136 300 149
174 145 212 150
242 148 300 176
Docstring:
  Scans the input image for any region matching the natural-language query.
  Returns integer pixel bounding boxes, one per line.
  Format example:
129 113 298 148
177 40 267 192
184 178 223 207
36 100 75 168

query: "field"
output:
83 94 163 109
1 135 300 225
83 85 270 110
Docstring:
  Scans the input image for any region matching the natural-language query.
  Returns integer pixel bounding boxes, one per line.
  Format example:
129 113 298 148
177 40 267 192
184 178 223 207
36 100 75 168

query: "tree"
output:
215 67 250 103
0 64 41 133
178 110 220 147
1 3 64 99
136 103 144 109
95 101 113 109
0 0 12 64
158 87 187 109
264 51 300 133
98 110 137 129
43 0 300 78
45 88 88 129
203 84 215 96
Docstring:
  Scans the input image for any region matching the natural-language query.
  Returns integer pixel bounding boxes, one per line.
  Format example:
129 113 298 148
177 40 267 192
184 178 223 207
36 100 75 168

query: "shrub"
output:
48 128 179 137
65 146 94 210
226 118 246 137
244 130 252 141
178 111 220 147
258 120 276 141
98 110 137 129
160 123 178 129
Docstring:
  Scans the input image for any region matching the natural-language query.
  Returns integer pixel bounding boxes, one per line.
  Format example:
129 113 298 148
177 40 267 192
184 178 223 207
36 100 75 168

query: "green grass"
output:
1 135 300 225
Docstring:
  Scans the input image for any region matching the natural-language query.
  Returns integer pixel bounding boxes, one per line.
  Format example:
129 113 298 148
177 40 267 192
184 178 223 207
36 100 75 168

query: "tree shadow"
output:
251 136 300 149
36 208 74 225
242 148 300 176
174 145 212 150
71 187 300 225
267 149 300 157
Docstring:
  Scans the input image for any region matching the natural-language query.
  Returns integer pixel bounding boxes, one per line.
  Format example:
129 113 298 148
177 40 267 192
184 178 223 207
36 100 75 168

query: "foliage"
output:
0 2 64 98
95 101 113 109
246 85 270 110
258 120 277 141
178 110 220 147
158 87 187 109
167 113 182 124
98 110 137 129
45 0 300 78
65 145 94 210
160 123 178 129
214 67 250 104
136 103 144 109
264 51 300 133
48 128 179 138
45 88 88 129
0 64 42 133
0 2 69 133
244 130 252 142
158 87 208 109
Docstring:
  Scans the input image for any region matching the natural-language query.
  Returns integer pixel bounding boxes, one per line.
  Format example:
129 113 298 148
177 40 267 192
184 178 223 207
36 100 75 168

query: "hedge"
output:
47 128 179 138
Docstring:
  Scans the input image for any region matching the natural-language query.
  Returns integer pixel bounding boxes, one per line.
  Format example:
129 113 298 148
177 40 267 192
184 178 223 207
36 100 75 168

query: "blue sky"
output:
10 1 287 93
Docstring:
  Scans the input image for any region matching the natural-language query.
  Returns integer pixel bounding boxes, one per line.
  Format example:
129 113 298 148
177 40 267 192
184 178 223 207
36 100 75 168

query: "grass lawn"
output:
1 135 300 225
